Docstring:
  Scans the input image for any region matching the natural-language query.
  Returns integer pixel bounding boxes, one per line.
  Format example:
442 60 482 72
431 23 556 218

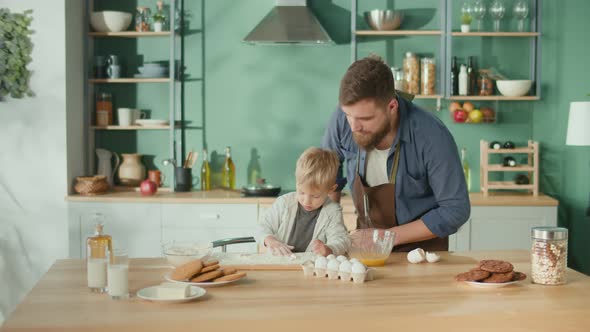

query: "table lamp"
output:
566 101 590 216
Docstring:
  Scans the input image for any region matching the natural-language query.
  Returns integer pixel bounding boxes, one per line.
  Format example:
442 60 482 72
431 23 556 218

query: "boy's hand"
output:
310 240 333 256
264 236 295 256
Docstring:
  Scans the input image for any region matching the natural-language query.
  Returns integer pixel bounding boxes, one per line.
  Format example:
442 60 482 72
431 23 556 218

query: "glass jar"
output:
391 67 406 93
403 52 420 95
420 57 436 95
135 6 151 32
477 69 494 96
531 227 568 285
96 92 113 126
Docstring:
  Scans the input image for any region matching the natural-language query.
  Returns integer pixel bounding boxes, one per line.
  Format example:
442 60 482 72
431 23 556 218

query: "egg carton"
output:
300 260 376 284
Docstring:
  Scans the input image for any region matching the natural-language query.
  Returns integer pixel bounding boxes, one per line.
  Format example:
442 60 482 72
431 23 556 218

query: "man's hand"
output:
310 240 333 256
264 236 295 256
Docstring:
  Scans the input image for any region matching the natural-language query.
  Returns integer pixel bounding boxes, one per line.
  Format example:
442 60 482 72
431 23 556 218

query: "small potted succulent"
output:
152 1 166 32
461 14 472 33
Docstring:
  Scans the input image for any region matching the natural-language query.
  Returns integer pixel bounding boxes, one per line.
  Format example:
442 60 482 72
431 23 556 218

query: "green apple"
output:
468 109 483 123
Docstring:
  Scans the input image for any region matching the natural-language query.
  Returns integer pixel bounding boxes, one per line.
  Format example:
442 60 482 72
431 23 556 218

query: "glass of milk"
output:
107 248 129 300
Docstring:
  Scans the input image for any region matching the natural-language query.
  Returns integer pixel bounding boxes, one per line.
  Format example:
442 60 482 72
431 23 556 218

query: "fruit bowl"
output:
162 241 212 267
349 229 395 266
90 11 132 33
496 80 533 97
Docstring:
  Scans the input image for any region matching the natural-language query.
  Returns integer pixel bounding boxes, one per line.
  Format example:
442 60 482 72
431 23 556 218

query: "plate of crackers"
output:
455 259 527 288
165 259 247 288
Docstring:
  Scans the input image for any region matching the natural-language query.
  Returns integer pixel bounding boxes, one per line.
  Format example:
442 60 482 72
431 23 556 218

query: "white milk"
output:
87 258 107 289
107 264 129 298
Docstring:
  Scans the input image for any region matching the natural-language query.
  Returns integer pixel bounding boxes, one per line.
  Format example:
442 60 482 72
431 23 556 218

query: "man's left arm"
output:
391 127 471 246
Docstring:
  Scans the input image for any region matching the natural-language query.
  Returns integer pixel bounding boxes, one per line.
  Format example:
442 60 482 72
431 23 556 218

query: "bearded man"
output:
322 55 470 252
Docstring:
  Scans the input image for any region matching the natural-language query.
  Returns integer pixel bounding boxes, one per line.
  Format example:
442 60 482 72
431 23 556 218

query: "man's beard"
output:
352 115 392 151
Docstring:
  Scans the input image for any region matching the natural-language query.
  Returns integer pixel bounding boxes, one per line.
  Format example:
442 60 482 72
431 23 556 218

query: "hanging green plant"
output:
0 8 34 99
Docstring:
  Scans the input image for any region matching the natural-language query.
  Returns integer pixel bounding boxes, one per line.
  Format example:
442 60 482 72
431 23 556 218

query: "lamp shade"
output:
566 102 590 146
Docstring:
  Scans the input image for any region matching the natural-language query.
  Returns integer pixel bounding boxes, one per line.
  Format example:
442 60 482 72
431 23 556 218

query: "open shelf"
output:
89 78 171 84
89 31 172 37
487 164 535 172
113 186 173 192
451 32 540 37
355 30 442 36
90 125 172 130
487 148 535 154
486 181 535 190
448 96 539 101
414 94 442 100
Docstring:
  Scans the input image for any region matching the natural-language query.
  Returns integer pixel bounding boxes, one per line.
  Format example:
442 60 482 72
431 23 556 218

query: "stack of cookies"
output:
455 259 527 283
170 259 247 283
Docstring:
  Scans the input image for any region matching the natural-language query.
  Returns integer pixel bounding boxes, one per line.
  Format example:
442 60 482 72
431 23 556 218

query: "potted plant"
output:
152 1 166 32
461 14 472 33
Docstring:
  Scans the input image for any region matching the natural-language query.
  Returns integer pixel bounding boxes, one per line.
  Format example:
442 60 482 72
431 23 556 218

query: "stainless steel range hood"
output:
244 0 334 45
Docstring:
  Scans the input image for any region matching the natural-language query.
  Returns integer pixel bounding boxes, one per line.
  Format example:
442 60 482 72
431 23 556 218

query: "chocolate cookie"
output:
456 269 491 282
478 260 514 273
483 271 515 283
512 271 527 281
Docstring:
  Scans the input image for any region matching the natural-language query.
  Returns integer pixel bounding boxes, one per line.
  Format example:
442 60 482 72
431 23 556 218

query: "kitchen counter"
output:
66 189 558 206
2 250 588 332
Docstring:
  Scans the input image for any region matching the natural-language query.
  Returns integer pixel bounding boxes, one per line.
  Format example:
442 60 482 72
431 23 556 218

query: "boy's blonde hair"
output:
295 147 340 190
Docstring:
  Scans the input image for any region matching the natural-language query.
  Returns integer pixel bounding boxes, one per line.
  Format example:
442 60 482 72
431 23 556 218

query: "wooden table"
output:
2 251 589 332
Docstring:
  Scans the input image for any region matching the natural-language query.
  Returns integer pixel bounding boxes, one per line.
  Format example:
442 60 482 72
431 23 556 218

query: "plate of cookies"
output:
455 259 527 288
165 259 247 288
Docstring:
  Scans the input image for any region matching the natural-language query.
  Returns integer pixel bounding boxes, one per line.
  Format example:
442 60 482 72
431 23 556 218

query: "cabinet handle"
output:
199 213 220 220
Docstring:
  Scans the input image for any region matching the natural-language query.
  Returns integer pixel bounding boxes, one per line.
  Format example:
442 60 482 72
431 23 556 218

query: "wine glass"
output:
489 0 506 32
472 0 486 32
513 0 529 32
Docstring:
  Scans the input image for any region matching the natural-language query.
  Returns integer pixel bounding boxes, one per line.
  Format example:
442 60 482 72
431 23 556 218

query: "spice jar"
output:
135 6 151 32
531 227 568 285
392 67 406 93
403 52 420 95
477 69 494 96
420 57 436 95
96 92 113 126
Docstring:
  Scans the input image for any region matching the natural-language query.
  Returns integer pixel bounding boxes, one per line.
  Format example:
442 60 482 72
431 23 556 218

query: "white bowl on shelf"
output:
90 11 132 32
496 80 533 97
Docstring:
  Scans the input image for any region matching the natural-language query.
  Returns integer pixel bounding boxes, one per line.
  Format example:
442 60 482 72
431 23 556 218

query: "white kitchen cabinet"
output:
161 204 258 253
449 206 558 251
69 202 162 259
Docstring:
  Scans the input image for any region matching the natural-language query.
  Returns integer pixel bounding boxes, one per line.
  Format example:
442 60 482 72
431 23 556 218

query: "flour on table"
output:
211 252 316 265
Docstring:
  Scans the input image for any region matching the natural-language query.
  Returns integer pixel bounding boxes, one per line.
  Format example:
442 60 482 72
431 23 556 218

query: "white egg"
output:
326 254 336 260
336 255 348 263
314 256 328 268
407 248 426 264
425 251 441 263
327 259 341 271
339 260 352 273
351 262 366 274
349 258 360 264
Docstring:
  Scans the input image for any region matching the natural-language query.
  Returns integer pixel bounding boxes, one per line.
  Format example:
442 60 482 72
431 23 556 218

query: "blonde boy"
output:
257 147 351 256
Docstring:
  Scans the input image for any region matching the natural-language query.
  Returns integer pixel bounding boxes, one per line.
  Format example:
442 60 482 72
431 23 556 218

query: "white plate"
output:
136 285 206 303
134 73 168 78
464 280 520 288
164 272 246 288
135 119 169 126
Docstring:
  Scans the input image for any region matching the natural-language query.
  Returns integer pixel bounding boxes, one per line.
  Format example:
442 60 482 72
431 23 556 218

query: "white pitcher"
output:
96 149 120 187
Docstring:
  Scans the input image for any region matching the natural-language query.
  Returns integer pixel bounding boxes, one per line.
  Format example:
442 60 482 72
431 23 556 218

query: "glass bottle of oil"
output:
86 213 112 293
200 149 211 191
461 148 471 192
222 146 236 189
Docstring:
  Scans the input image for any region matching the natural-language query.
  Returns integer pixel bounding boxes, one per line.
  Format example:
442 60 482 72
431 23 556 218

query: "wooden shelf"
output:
113 186 173 193
414 94 442 100
355 30 442 36
448 96 539 101
452 32 540 37
89 31 172 37
487 164 535 172
487 148 535 154
90 125 172 130
486 181 535 190
89 78 171 83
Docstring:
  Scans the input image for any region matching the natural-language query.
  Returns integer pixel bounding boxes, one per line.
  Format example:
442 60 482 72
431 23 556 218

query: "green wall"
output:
95 0 589 273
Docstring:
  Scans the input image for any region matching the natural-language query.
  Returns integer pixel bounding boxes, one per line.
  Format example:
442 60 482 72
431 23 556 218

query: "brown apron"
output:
352 144 448 252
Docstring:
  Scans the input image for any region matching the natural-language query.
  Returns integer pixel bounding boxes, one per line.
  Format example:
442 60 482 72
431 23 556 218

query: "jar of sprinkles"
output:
531 227 568 285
